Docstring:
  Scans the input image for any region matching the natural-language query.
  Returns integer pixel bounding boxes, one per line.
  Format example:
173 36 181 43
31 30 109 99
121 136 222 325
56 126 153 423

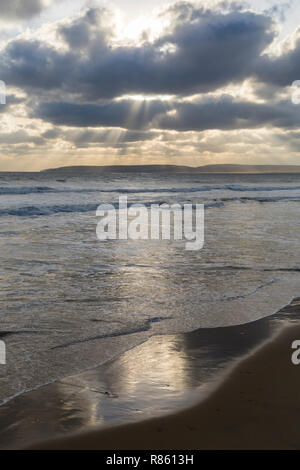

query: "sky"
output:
0 0 300 171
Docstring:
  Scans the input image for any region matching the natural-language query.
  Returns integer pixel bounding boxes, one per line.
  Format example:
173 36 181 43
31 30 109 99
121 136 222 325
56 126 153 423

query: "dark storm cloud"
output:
2 2 299 139
0 5 275 99
157 96 300 131
34 100 170 129
34 95 300 131
256 35 300 87
58 7 112 50
0 0 54 20
2 40 75 90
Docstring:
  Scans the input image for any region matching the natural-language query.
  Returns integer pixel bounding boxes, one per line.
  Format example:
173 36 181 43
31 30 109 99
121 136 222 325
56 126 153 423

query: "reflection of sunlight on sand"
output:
57 332 197 426
55 382 103 430
108 335 190 394
3 300 297 448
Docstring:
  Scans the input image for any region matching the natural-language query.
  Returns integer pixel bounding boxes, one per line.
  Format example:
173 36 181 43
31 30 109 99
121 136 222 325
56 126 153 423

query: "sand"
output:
2 302 294 450
29 323 300 450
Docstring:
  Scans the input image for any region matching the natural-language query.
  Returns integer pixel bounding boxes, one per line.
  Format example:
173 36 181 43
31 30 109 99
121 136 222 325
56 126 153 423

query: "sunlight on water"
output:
0 172 300 406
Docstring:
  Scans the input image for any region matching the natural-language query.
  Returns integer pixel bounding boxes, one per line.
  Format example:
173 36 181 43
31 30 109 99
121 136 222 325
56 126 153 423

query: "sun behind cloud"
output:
0 0 300 170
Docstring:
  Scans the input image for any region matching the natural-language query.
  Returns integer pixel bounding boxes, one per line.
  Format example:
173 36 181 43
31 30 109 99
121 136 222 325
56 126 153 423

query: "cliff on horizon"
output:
41 164 300 175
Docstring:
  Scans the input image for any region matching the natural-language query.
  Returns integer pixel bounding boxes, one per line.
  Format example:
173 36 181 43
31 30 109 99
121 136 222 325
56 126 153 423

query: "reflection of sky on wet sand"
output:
0 300 299 449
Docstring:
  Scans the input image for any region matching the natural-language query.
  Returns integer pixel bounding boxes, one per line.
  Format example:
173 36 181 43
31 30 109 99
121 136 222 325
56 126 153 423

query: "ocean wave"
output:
1 184 300 196
0 201 171 217
224 184 300 193
0 204 98 216
100 184 300 194
220 196 300 203
1 196 300 217
0 186 103 195
0 186 55 195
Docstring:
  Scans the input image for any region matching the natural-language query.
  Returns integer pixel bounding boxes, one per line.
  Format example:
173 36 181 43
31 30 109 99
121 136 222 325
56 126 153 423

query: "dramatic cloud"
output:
34 100 170 129
33 95 300 132
156 96 300 131
1 1 300 169
256 35 300 87
0 5 275 98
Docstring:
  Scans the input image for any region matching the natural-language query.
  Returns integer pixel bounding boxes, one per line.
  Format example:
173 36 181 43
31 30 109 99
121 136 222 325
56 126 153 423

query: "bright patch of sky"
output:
2 1 298 42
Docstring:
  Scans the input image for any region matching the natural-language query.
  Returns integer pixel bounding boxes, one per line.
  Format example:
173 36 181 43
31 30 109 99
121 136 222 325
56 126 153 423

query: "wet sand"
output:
32 321 300 450
0 300 299 449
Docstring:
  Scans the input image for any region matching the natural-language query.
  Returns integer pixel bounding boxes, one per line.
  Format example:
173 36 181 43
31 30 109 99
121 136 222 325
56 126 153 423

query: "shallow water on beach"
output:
0 172 300 405
0 301 299 449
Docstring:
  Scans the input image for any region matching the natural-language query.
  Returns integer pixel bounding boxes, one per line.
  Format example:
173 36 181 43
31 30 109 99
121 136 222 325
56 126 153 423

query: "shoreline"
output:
31 322 300 450
0 299 299 449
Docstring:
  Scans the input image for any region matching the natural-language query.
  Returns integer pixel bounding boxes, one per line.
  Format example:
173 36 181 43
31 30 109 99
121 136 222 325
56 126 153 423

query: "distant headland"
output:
40 164 300 175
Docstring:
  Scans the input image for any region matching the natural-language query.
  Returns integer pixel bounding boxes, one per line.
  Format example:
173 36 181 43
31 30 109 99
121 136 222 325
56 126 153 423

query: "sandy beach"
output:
0 299 297 450
29 320 300 450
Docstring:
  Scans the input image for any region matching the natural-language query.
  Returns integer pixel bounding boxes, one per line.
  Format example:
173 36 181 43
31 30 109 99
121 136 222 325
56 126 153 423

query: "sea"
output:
0 171 300 406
